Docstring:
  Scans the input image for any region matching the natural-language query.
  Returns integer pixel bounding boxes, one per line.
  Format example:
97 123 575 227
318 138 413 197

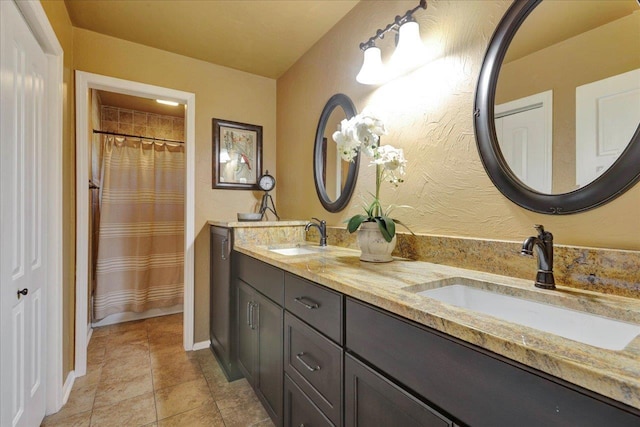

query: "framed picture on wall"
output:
212 118 263 189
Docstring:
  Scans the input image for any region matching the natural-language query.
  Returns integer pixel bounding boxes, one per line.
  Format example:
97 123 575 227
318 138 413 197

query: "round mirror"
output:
475 0 640 214
313 93 359 212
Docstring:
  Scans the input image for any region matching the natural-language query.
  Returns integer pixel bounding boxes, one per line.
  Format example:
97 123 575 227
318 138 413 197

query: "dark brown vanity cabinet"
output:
209 226 243 380
230 252 640 427
346 298 640 427
235 253 285 426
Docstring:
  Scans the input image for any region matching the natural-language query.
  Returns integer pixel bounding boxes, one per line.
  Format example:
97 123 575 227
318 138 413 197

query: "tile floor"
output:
42 313 275 427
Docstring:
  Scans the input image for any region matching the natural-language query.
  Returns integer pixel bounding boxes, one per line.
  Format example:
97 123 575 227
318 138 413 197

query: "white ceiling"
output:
64 0 360 79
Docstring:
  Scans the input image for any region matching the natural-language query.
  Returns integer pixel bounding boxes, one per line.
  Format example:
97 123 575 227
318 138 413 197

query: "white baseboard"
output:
192 340 211 351
62 371 75 405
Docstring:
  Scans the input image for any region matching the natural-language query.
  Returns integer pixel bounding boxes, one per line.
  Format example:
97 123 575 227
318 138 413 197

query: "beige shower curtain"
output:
94 136 184 320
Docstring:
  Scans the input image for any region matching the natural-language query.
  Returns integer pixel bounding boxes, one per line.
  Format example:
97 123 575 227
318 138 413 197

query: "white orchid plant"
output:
332 110 411 242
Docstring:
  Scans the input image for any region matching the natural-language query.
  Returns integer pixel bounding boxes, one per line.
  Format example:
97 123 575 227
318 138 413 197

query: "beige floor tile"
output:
41 409 92 427
104 340 149 362
156 403 225 427
207 377 253 401
107 328 148 345
145 313 181 327
215 380 270 426
193 349 220 371
105 319 148 333
201 361 233 389
148 331 182 348
43 382 98 422
101 354 151 382
73 366 103 389
147 320 182 335
94 370 153 408
250 419 276 427
150 345 190 367
91 327 110 339
152 357 203 390
219 400 271 427
90 391 156 427
88 335 108 353
155 378 213 420
43 314 281 427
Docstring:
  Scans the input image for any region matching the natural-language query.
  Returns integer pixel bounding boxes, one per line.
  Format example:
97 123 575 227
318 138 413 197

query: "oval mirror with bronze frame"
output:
474 0 640 214
314 93 360 212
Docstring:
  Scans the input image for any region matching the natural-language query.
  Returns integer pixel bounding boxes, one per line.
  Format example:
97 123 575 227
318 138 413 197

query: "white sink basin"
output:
269 246 320 256
417 283 640 351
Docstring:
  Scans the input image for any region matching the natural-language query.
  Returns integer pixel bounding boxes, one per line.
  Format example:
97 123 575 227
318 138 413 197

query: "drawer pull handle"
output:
294 296 319 310
221 238 228 260
296 352 321 372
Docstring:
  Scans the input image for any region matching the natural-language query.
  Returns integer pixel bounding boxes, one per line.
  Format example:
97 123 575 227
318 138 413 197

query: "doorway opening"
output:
75 72 196 378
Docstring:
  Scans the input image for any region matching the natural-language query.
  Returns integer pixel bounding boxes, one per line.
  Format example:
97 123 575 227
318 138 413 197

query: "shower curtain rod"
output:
93 129 184 144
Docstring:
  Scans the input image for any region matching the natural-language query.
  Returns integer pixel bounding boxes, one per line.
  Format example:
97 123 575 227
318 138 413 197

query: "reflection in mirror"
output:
313 94 358 212
495 0 640 194
321 107 352 200
474 0 640 214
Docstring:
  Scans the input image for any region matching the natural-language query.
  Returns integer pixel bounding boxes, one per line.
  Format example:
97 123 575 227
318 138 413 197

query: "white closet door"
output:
576 69 640 187
0 1 49 426
495 91 553 193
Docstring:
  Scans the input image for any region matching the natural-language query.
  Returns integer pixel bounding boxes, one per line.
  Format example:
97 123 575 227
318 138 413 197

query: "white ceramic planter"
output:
357 222 397 262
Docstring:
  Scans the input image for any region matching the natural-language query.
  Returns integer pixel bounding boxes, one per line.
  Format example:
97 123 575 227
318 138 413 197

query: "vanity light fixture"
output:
356 0 427 85
156 99 179 106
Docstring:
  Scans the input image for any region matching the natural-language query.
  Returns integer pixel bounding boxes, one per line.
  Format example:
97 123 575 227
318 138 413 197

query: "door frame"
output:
74 71 196 377
10 0 65 415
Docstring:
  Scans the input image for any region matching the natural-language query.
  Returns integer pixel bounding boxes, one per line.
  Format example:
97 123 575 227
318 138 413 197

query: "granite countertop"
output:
208 219 308 228
233 242 640 411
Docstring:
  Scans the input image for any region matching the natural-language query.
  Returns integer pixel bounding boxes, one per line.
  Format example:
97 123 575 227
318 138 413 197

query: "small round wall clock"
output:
258 171 275 192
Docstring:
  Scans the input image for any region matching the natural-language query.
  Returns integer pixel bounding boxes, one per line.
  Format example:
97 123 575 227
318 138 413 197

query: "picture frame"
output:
212 118 263 189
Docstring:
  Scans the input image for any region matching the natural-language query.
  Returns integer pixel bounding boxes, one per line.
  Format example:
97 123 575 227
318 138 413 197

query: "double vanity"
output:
209 221 640 427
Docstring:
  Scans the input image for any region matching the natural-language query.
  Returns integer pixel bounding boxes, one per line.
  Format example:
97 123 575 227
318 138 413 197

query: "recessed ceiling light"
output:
156 99 179 106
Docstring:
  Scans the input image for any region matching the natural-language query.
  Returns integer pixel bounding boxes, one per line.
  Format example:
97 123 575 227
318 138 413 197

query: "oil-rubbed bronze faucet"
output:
521 224 555 289
305 217 327 247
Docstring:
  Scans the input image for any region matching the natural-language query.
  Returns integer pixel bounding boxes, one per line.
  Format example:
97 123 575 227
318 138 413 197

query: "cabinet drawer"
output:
345 354 452 427
285 273 343 343
235 252 284 305
285 312 342 426
346 298 640 427
285 374 334 427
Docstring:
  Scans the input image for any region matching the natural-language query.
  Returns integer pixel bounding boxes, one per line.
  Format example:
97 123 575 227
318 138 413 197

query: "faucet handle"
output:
311 217 326 225
534 224 553 240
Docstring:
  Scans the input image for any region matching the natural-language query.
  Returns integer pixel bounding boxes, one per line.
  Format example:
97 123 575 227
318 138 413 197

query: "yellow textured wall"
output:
40 0 76 382
276 0 640 251
73 29 277 342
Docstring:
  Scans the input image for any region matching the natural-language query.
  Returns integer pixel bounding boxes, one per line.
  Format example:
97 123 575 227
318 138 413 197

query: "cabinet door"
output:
255 291 284 425
237 279 256 383
345 354 453 427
